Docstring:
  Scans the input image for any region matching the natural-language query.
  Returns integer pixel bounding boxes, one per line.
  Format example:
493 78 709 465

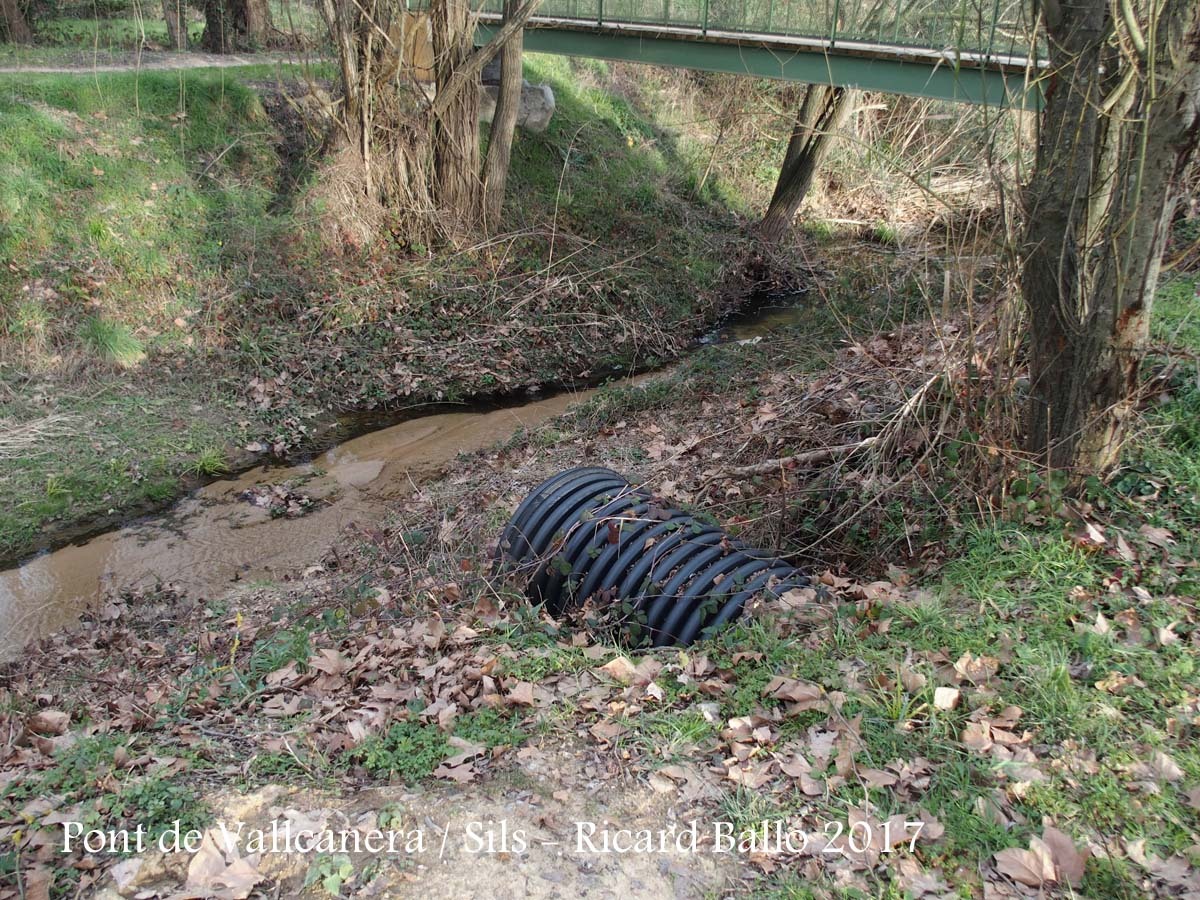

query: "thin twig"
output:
718 436 881 477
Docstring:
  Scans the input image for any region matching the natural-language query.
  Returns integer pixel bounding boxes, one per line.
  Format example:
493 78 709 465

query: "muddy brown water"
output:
0 298 805 661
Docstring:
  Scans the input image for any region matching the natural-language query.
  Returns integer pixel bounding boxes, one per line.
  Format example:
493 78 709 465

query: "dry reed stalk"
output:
0 414 80 459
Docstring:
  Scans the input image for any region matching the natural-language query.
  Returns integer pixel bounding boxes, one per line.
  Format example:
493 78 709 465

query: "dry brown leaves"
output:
993 826 1089 890
171 829 265 900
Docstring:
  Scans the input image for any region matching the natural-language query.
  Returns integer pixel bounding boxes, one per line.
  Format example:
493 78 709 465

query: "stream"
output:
0 298 806 660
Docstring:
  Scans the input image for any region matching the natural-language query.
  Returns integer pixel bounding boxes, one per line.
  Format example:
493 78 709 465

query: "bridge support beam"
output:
474 24 1040 108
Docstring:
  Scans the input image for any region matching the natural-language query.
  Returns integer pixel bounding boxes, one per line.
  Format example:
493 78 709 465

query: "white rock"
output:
478 80 556 133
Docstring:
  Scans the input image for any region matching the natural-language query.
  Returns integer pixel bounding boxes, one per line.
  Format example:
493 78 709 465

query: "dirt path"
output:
0 50 307 74
93 745 740 898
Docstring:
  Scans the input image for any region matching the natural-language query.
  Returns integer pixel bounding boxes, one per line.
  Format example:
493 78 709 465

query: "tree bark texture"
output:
201 0 273 52
1022 0 1200 470
430 0 481 230
0 0 33 43
162 0 188 50
481 0 524 230
757 84 857 242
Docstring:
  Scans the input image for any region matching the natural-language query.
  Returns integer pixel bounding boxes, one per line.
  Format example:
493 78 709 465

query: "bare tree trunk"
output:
242 0 271 42
315 0 541 243
201 0 229 51
757 84 857 242
161 0 188 50
317 0 359 118
1022 0 1200 471
430 0 481 230
0 0 33 43
481 0 524 230
201 0 273 51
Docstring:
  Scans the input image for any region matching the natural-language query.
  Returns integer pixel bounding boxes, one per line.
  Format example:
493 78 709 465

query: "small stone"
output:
934 687 961 710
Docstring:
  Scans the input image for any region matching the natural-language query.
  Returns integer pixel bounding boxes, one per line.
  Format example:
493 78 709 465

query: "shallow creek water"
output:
0 298 806 660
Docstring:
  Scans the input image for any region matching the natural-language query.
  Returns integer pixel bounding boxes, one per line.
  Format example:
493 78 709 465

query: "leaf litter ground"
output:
3 295 1199 899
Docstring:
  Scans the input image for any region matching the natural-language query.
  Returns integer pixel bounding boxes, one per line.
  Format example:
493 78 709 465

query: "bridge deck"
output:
461 0 1045 107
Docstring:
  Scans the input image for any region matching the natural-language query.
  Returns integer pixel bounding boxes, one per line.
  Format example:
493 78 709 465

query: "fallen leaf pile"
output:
237 483 318 518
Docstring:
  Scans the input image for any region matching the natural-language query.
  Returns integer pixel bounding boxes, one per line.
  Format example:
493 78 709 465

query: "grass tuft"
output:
79 316 145 367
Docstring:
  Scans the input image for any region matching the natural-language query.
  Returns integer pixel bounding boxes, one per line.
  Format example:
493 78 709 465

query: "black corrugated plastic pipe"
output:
494 467 809 646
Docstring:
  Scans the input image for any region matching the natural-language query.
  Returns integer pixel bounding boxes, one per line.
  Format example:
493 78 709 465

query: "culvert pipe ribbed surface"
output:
494 467 809 646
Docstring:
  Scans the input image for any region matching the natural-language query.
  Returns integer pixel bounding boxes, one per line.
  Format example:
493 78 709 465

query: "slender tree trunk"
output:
162 0 188 49
757 84 857 242
430 0 481 230
0 0 33 43
481 0 524 230
1022 0 1200 471
201 0 273 52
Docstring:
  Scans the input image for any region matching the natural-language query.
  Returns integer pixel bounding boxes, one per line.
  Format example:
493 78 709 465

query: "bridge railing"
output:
463 0 1041 61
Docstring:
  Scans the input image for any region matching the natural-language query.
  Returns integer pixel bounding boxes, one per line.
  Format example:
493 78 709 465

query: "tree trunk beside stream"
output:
1021 0 1200 471
481 0 524 230
758 84 857 243
430 0 482 231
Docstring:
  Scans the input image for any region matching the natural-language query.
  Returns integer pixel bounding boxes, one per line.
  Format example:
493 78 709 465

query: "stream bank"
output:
7 283 1196 900
0 293 811 660
1 60 803 569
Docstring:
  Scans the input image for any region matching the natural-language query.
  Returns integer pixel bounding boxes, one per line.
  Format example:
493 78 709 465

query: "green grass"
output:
79 316 146 367
0 381 244 561
453 708 528 750
1152 275 1199 347
345 705 527 781
33 15 206 49
243 623 315 684
625 708 717 761
0 70 279 301
1148 277 1200 497
0 70 287 559
186 445 230 476
507 54 739 312
347 719 450 782
1 734 207 847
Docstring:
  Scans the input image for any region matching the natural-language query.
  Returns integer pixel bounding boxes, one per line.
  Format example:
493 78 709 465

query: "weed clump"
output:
80 316 145 368
348 720 449 782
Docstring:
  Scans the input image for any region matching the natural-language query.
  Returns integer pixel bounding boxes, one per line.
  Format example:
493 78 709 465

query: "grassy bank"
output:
0 56 790 562
0 69 284 559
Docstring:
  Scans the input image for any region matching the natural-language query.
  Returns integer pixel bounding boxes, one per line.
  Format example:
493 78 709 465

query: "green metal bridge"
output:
470 0 1044 106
